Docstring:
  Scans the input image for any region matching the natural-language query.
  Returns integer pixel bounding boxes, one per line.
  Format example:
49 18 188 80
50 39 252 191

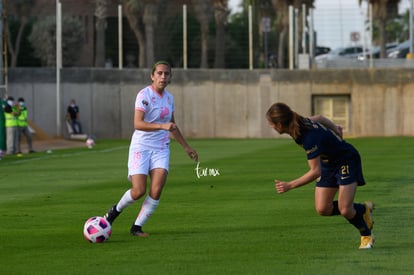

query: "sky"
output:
228 0 412 50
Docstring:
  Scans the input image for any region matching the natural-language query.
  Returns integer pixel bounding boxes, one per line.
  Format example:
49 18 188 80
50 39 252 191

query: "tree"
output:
5 0 35 67
94 0 110 67
28 16 84 67
359 0 400 58
142 1 159 67
120 0 160 68
121 0 146 67
213 0 228 68
271 0 314 68
192 0 212 68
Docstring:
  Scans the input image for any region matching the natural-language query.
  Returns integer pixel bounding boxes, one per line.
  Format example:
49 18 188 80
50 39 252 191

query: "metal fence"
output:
2 0 413 70
314 58 414 69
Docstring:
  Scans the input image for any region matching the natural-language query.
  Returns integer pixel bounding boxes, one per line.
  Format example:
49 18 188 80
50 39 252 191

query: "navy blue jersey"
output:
294 118 358 167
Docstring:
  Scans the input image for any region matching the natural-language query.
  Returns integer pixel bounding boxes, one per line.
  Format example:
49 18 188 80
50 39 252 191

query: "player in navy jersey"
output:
104 61 198 237
266 102 374 249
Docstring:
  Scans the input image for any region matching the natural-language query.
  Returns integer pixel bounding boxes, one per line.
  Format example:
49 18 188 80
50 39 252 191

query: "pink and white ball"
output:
86 138 95 149
83 216 112 243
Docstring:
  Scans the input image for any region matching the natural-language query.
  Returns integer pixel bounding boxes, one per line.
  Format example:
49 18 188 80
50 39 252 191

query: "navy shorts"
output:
316 155 366 188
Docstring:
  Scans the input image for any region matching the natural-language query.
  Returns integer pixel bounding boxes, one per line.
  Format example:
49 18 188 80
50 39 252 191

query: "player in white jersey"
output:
104 61 198 237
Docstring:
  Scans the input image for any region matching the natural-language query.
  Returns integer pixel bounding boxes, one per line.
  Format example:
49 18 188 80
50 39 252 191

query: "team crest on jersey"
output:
142 100 149 106
160 107 170 120
151 97 157 103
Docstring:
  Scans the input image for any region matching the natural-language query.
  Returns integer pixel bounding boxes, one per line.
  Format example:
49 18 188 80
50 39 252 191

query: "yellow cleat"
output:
359 235 374 249
363 201 374 230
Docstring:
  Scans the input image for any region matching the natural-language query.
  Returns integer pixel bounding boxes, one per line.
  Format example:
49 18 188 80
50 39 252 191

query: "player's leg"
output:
105 174 148 225
131 168 167 237
338 183 374 249
314 187 339 216
105 151 150 224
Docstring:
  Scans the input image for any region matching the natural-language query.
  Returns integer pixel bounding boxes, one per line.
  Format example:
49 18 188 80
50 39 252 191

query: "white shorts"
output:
128 149 170 180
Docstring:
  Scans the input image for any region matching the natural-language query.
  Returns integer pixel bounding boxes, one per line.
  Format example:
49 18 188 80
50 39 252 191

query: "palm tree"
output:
121 0 159 68
271 0 314 68
94 0 110 67
192 0 212 68
6 0 35 67
359 0 400 58
142 1 159 67
213 0 228 68
121 0 146 67
271 0 293 68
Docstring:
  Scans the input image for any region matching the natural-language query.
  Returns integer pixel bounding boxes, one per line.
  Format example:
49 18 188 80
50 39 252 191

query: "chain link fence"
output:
2 0 413 70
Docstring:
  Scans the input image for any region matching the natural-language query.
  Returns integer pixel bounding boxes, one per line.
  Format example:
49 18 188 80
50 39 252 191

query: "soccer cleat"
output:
363 201 374 230
359 235 374 249
104 205 121 225
130 224 149 237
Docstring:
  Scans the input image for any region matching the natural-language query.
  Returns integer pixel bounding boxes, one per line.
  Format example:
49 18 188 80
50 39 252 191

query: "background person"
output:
266 102 374 249
104 61 198 237
66 99 83 134
3 96 19 155
16 97 35 154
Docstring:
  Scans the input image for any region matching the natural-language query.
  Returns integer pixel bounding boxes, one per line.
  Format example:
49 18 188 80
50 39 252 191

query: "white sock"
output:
116 189 136 212
134 196 160 226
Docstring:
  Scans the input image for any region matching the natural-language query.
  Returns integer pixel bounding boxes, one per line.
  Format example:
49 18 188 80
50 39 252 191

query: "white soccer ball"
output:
83 216 112 243
86 138 95 149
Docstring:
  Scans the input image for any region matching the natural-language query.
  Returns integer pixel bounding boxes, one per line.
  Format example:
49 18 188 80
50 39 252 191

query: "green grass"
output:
1 137 413 275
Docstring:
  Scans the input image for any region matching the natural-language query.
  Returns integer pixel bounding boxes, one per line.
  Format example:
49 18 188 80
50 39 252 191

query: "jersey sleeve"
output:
302 130 322 160
135 89 149 113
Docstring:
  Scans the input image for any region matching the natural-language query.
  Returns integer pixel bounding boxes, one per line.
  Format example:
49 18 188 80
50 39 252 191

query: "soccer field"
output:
1 137 413 275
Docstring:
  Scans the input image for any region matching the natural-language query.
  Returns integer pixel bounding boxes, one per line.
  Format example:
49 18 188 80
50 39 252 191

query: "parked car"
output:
387 40 410 58
314 46 365 66
357 42 399 60
315 46 331 56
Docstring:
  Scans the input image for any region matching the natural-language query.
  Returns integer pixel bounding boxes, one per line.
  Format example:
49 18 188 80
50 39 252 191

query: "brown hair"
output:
266 102 308 140
151 60 171 75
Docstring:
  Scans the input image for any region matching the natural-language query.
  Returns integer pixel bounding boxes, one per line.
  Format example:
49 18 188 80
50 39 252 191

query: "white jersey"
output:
130 85 174 151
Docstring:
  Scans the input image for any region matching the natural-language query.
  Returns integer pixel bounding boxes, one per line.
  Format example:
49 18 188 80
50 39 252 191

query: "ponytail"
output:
266 102 308 139
289 112 301 140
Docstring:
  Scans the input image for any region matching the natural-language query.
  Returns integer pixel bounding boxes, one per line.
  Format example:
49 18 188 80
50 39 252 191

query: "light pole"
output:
56 0 62 137
409 0 414 57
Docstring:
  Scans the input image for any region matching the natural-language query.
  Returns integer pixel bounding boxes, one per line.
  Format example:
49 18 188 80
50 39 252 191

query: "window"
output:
312 95 350 133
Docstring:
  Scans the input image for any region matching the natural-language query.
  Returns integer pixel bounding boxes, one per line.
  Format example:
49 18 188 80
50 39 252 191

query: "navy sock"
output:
347 203 371 236
353 202 365 216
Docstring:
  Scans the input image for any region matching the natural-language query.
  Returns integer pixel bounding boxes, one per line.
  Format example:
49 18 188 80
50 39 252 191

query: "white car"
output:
315 46 365 62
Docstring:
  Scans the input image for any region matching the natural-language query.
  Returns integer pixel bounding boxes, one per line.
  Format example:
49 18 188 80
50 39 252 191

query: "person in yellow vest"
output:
16 98 34 154
3 96 19 155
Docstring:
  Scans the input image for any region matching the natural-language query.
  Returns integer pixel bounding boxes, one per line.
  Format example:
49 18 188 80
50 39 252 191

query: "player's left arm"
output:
275 157 321 193
309 114 343 138
169 113 198 161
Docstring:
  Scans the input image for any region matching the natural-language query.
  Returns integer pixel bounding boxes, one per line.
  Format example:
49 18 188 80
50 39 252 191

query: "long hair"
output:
266 102 309 140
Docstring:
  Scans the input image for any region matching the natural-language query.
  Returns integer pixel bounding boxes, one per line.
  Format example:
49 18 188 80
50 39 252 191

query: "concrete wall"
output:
7 68 414 139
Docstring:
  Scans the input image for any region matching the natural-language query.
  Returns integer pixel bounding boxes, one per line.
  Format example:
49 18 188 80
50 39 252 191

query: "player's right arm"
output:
134 109 175 131
275 157 321 193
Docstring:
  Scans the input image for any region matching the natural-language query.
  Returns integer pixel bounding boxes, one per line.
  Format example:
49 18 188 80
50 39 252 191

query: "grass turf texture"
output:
1 137 413 275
